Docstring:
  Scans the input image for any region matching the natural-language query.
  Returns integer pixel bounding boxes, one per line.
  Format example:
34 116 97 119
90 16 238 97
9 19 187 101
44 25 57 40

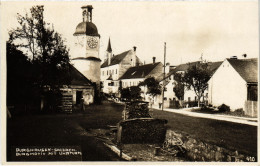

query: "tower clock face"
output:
87 36 98 49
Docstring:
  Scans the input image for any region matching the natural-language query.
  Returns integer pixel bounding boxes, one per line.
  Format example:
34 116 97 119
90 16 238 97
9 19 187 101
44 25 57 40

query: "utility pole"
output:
162 42 166 111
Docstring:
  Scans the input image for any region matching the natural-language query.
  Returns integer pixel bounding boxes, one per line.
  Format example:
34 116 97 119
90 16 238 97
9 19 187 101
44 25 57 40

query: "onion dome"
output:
74 22 99 37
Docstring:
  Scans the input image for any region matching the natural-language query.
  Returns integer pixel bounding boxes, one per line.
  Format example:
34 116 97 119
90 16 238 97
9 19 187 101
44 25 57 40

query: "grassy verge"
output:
152 108 257 157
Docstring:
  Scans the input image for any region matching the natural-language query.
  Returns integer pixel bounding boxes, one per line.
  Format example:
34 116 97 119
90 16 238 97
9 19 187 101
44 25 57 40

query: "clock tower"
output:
72 5 101 92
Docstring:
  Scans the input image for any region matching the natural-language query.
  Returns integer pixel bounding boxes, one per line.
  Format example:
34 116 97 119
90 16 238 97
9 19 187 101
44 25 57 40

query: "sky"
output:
1 0 259 66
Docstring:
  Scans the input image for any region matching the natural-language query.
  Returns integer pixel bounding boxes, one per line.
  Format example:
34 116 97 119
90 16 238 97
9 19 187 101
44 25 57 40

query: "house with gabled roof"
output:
120 61 163 88
100 38 142 95
154 61 222 108
67 65 95 106
208 58 258 117
120 59 163 102
41 64 95 112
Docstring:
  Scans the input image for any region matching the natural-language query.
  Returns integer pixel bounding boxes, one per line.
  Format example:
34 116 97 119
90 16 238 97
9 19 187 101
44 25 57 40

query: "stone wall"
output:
165 130 256 162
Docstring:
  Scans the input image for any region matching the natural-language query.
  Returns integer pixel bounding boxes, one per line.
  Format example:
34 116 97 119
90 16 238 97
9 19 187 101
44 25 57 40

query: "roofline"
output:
101 50 132 68
119 62 162 80
226 58 257 83
101 63 119 68
70 65 94 86
144 62 162 78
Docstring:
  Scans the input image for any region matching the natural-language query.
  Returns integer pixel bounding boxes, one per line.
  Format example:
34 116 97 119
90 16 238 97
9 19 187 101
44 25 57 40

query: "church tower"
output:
106 37 112 65
72 5 101 89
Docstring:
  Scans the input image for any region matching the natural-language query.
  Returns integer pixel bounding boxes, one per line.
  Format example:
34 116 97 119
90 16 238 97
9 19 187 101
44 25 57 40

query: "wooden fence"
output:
244 100 258 117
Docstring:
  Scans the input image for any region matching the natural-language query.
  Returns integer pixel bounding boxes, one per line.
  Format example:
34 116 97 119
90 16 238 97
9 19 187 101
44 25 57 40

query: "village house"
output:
155 61 222 108
100 39 142 96
59 65 95 112
41 64 95 113
120 59 163 88
208 58 258 117
119 57 163 102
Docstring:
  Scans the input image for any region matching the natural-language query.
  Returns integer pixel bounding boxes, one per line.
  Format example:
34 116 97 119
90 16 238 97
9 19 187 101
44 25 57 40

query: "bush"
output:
233 108 245 116
183 101 198 107
218 104 230 112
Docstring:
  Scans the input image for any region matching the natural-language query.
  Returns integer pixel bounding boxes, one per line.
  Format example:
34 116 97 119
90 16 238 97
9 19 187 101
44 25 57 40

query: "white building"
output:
100 39 142 96
120 61 163 88
156 61 222 108
208 58 258 115
120 58 163 102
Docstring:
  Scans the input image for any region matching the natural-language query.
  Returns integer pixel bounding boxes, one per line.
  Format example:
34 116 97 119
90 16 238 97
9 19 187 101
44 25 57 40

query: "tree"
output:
120 86 141 101
9 5 71 90
173 72 185 101
139 77 161 103
182 62 211 107
6 42 33 106
8 5 71 111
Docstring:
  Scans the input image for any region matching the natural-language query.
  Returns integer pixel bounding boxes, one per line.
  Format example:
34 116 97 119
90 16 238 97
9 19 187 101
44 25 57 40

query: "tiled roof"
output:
163 61 222 81
120 62 161 79
101 50 131 68
172 61 222 74
227 58 258 83
69 65 93 86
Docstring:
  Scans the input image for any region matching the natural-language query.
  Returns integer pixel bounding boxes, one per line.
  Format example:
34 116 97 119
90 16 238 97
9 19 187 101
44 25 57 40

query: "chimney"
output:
81 5 93 22
152 57 156 64
132 46 137 67
230 56 238 59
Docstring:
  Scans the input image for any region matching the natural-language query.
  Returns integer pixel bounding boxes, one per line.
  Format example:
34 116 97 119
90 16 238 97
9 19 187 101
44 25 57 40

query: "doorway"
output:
76 91 82 105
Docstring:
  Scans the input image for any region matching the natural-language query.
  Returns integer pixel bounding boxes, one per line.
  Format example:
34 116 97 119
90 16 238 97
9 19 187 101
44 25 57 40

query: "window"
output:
107 70 108 75
108 82 114 86
112 70 114 75
247 85 258 101
116 69 117 74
